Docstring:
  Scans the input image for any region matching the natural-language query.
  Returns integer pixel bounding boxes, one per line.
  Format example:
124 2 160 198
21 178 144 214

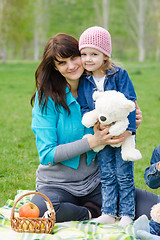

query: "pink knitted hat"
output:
79 26 112 57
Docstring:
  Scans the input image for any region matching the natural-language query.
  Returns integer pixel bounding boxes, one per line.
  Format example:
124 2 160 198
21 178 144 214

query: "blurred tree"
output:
34 0 42 61
137 0 146 62
102 0 109 29
0 0 34 62
93 0 110 29
153 0 160 61
0 0 159 62
33 0 49 60
47 0 96 38
0 0 8 63
126 0 148 62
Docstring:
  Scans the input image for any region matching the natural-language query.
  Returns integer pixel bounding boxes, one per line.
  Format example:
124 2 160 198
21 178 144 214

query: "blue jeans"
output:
150 220 160 236
144 145 160 189
97 145 135 218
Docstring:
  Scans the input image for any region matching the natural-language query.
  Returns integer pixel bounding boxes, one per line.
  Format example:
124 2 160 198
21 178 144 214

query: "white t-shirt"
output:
93 76 105 91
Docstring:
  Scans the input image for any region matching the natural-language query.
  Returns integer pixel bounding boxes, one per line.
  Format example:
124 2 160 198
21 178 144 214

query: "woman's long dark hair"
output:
30 33 80 113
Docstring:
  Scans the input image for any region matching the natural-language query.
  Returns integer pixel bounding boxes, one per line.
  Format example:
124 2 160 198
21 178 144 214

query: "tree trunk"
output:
138 0 145 62
34 0 42 61
34 31 39 61
93 0 109 29
156 20 160 61
102 0 109 29
2 42 7 64
153 0 160 61
127 0 147 62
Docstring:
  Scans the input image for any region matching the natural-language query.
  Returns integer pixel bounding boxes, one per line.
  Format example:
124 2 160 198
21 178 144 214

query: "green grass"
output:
0 62 39 206
125 62 160 193
0 61 160 206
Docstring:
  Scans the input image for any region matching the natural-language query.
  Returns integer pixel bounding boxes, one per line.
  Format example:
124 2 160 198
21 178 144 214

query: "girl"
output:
78 26 139 226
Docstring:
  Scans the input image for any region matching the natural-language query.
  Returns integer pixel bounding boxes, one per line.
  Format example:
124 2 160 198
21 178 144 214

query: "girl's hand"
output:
135 101 142 129
87 122 125 149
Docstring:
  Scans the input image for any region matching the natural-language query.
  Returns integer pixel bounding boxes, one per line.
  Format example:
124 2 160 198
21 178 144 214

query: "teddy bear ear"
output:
92 91 103 100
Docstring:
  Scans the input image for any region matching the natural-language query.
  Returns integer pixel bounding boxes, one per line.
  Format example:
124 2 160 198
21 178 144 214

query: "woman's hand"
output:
98 123 131 142
87 122 125 149
111 130 131 141
135 101 142 129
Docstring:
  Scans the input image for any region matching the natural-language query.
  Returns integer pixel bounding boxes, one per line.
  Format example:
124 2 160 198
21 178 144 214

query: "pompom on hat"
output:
79 26 112 57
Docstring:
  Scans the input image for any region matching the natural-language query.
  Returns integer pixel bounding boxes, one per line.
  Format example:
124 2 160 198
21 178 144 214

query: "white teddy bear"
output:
82 90 142 161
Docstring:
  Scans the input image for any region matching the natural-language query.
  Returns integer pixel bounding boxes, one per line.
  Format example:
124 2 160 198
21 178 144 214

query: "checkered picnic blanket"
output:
0 190 137 240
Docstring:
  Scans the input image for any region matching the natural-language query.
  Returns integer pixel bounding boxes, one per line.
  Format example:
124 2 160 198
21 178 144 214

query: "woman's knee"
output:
55 203 89 222
31 189 89 222
135 188 158 219
31 190 60 217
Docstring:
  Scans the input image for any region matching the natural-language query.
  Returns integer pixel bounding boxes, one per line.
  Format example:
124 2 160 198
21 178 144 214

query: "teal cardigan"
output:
31 89 96 169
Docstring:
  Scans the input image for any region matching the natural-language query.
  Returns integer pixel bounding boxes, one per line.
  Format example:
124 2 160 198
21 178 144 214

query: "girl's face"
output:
80 48 107 77
54 55 84 83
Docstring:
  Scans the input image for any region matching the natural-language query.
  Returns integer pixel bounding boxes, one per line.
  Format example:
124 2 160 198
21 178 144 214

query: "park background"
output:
0 0 160 206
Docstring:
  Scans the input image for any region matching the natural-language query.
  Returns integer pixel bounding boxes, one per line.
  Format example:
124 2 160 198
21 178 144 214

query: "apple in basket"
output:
19 202 40 218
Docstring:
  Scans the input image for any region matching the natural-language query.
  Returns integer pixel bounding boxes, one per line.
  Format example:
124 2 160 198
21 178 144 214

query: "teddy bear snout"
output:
100 116 107 122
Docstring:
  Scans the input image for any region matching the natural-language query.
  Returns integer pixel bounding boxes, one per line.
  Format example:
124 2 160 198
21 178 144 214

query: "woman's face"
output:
54 55 84 83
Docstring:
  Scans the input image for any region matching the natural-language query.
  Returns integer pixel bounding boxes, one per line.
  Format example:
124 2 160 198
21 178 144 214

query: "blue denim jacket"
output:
32 88 96 169
77 65 137 133
144 145 160 189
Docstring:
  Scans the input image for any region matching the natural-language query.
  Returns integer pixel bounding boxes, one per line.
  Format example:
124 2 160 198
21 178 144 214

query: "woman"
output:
31 33 157 222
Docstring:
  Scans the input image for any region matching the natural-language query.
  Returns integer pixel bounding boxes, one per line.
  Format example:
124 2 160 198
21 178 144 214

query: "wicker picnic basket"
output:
10 191 56 234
